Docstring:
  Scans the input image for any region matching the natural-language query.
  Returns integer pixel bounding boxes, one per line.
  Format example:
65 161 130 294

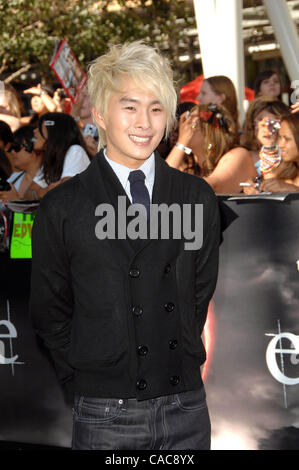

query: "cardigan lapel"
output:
78 150 136 264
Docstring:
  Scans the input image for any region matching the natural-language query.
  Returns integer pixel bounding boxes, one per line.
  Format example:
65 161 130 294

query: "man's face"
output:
93 77 167 168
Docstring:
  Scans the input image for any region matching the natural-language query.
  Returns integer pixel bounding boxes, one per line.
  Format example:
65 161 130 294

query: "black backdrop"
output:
1 195 299 450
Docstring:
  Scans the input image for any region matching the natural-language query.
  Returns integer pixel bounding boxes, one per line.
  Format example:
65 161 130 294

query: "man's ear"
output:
92 107 106 130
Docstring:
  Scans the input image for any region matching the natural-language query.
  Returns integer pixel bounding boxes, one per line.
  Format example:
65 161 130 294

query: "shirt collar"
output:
104 149 155 190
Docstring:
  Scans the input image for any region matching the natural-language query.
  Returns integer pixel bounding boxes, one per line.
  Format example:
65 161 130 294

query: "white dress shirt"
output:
104 149 155 203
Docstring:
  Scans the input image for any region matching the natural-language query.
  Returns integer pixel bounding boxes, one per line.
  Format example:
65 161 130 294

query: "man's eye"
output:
125 106 135 111
152 107 162 113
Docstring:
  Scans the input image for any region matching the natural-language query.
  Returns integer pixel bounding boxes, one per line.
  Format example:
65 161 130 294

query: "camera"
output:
265 119 281 135
83 123 98 139
58 89 68 99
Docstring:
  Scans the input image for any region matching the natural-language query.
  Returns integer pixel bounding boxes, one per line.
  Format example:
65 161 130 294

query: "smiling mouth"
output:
129 135 151 143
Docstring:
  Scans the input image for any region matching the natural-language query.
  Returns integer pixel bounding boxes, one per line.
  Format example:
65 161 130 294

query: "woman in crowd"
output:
69 84 98 157
197 75 239 130
0 125 44 201
24 83 57 125
0 83 23 131
0 120 13 178
240 96 290 175
166 103 257 193
243 112 299 193
254 70 282 101
26 112 91 199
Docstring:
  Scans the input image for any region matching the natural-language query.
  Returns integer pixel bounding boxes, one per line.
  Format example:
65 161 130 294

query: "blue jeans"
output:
72 387 210 450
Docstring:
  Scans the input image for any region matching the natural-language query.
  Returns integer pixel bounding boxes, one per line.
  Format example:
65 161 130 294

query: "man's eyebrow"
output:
119 97 162 105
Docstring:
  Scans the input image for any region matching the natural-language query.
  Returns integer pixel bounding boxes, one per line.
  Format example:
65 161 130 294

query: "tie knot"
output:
128 170 145 184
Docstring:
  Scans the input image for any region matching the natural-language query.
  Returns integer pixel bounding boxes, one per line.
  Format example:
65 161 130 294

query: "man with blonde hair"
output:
30 40 220 450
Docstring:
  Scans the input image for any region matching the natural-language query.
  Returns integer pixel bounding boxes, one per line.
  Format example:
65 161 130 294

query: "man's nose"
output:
135 109 151 128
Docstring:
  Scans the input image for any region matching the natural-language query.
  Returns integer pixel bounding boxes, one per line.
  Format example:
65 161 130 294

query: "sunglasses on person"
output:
9 141 34 153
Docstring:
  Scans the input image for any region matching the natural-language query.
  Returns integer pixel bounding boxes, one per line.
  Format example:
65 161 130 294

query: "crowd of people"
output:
0 67 299 203
165 70 299 194
0 83 96 202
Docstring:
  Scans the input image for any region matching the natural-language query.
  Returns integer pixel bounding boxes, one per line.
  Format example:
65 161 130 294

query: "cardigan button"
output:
137 345 148 357
169 339 178 350
132 306 143 317
164 302 175 312
129 268 140 278
170 375 180 386
136 379 147 390
164 264 171 274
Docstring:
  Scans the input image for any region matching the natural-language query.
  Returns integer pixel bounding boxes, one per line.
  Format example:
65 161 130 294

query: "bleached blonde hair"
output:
87 40 178 148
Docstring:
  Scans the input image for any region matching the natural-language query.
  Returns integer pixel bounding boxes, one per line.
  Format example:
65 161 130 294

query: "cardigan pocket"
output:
69 306 128 366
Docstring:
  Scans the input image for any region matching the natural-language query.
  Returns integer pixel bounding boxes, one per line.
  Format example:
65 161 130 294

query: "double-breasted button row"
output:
130 265 171 278
132 303 175 316
136 376 180 391
136 341 177 356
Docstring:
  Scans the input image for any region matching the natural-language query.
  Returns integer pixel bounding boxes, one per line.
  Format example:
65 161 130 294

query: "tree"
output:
0 0 198 86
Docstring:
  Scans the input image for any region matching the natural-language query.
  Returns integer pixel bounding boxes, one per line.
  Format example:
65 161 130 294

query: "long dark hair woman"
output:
30 112 91 198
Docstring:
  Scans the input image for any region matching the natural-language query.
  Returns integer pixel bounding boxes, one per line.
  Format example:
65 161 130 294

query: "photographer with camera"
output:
69 84 98 157
53 87 69 113
23 83 57 128
240 96 290 192
166 103 257 193
242 112 299 194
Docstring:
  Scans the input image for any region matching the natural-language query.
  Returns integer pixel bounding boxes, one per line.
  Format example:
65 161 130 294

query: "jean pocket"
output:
73 396 123 424
175 387 207 412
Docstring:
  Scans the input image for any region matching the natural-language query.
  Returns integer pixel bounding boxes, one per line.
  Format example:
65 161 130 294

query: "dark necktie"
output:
128 170 150 218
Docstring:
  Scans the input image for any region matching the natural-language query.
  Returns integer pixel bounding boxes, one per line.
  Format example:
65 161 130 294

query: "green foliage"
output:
0 0 197 84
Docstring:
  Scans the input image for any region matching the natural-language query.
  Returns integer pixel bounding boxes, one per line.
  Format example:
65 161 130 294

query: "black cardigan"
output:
30 150 220 401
